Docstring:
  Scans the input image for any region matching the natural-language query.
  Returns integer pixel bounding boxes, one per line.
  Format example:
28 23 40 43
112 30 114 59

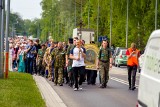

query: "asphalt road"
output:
47 66 139 107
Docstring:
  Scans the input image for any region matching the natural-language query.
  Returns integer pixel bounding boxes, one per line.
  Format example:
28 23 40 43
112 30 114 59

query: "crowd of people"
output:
8 35 141 91
8 36 97 91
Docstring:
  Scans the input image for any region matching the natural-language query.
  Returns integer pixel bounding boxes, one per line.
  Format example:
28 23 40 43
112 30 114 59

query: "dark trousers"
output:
27 58 34 75
33 58 37 74
24 59 28 73
64 67 69 83
37 59 45 76
68 68 74 87
13 60 17 68
127 65 137 88
87 70 97 85
52 64 54 81
73 66 85 89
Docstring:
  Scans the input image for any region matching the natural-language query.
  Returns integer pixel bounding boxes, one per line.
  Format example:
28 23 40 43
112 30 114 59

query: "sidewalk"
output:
33 75 67 107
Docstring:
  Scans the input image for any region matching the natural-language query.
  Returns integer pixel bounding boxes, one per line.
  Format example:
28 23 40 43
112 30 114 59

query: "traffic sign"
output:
98 36 108 42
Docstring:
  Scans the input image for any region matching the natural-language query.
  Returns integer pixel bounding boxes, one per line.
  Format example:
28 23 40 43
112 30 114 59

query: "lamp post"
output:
12 20 18 38
75 0 77 27
5 0 10 78
126 0 129 48
97 0 100 43
1 0 5 78
0 0 4 78
88 0 90 29
110 0 112 47
155 0 158 30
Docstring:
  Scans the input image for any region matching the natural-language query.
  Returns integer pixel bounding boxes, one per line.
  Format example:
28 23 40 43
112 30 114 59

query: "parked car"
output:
137 30 160 107
115 49 127 67
112 47 127 65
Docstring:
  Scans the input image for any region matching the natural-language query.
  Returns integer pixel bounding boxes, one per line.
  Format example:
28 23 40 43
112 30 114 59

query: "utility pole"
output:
88 0 90 29
126 0 129 48
0 0 3 78
1 0 5 78
155 0 158 30
110 0 112 47
75 0 77 27
81 0 82 19
5 0 10 78
97 0 99 43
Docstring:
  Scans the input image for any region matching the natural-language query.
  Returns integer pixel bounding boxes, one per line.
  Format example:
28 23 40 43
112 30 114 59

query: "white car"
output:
137 30 160 107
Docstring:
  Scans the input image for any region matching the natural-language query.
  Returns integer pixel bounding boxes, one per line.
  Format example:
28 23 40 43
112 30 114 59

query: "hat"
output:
68 38 73 44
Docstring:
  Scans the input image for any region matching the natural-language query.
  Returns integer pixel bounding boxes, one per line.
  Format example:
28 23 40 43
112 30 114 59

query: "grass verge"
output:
0 72 46 107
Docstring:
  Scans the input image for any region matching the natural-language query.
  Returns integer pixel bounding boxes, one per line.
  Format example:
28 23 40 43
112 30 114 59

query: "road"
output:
47 66 140 107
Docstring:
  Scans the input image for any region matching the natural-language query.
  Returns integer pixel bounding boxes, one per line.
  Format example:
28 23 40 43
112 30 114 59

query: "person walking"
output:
26 39 37 75
69 40 86 91
126 43 140 90
66 38 76 87
44 41 54 80
37 44 46 76
96 40 112 88
51 42 65 86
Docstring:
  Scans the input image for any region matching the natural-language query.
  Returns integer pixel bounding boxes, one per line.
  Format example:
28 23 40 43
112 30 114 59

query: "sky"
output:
10 0 42 20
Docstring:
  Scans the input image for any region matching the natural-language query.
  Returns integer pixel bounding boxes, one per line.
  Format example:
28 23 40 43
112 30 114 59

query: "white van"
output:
137 30 160 107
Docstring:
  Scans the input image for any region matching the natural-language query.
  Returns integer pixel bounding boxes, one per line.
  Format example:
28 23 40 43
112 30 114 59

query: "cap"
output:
68 38 73 44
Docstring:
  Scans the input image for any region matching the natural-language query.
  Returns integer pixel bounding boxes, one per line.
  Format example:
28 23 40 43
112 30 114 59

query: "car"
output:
115 49 127 67
137 30 160 107
112 47 127 65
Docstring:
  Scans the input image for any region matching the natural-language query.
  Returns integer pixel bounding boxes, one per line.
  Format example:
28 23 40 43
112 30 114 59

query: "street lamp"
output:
155 0 158 30
97 0 100 43
126 0 129 48
110 0 112 47
12 20 18 38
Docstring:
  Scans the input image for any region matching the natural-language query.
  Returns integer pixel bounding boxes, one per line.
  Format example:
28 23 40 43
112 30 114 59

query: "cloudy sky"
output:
10 0 42 20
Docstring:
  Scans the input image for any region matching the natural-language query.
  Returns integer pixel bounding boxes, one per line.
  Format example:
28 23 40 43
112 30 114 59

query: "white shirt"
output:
71 47 86 67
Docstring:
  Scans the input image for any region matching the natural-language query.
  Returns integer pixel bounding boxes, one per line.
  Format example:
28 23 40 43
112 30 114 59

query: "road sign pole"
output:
5 0 10 78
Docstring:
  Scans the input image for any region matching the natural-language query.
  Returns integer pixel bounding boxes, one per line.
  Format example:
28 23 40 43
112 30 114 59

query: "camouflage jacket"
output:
51 48 65 68
66 44 75 66
44 47 54 65
38 49 46 58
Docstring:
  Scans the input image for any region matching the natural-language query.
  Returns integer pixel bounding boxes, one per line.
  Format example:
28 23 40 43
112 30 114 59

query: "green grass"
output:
0 72 46 107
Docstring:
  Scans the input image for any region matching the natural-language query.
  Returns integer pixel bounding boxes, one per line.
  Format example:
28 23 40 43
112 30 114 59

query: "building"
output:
73 28 95 44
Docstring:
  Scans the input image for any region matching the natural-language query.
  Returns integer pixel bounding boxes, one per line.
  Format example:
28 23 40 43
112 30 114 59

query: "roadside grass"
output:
0 72 46 107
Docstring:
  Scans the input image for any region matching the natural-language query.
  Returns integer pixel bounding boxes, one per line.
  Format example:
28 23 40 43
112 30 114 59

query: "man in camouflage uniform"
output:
51 42 65 86
37 44 46 76
97 40 112 88
44 41 54 80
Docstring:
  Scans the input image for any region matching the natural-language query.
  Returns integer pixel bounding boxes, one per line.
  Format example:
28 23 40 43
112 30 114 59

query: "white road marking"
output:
110 76 139 88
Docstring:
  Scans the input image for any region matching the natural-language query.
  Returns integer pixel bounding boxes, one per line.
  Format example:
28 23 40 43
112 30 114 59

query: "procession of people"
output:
8 35 115 91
